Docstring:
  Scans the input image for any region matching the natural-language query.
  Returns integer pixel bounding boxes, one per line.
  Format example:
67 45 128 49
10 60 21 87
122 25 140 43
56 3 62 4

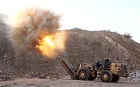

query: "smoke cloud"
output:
8 7 65 55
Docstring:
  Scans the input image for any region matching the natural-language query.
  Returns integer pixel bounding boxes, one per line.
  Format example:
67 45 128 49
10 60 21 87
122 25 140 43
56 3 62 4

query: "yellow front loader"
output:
58 51 128 83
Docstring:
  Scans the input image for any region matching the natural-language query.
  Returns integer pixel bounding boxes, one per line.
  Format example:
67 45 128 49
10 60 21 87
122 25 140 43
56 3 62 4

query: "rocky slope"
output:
0 14 140 79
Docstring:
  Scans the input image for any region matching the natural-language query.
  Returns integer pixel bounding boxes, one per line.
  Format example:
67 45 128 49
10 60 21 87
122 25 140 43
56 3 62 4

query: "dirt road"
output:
0 77 139 87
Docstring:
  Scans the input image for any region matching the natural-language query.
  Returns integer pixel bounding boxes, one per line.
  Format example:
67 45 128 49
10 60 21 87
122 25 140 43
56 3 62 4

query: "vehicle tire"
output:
77 69 89 80
112 74 120 82
100 70 112 82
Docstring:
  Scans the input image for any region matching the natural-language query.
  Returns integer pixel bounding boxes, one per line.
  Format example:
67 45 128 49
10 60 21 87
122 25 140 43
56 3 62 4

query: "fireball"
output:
36 31 67 58
36 35 56 58
9 7 60 53
8 7 67 59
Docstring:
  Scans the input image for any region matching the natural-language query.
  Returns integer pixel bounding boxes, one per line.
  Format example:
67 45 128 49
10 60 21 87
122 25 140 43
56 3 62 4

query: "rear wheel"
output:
77 69 89 80
112 74 120 82
100 70 112 82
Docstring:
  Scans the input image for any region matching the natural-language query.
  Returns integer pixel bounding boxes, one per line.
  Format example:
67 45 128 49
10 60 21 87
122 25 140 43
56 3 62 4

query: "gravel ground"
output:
0 76 140 87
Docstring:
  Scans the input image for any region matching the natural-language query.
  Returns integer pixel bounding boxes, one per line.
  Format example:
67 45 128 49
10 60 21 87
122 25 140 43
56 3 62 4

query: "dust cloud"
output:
7 7 67 58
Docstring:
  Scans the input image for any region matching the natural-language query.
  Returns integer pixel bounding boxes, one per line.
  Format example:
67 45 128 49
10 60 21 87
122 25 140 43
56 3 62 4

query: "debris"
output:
39 74 46 78
3 55 7 58
24 72 39 78
0 72 11 81
46 76 50 79
129 70 140 81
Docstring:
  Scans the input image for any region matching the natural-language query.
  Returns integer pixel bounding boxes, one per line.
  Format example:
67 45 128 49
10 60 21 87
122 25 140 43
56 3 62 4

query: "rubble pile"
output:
129 70 140 81
0 72 11 81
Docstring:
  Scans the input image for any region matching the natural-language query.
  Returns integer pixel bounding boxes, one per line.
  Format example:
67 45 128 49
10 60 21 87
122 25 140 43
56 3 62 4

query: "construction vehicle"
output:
58 51 128 83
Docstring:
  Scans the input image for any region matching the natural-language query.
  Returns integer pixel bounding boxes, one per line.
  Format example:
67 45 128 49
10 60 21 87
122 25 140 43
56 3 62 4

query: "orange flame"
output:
36 31 67 58
36 35 56 58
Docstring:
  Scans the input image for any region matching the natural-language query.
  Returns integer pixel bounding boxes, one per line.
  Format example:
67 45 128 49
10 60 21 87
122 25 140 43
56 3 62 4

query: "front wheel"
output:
100 70 112 83
77 69 89 80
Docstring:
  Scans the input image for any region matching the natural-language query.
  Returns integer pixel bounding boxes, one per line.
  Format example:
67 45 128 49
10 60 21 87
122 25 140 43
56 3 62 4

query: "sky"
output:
0 0 140 43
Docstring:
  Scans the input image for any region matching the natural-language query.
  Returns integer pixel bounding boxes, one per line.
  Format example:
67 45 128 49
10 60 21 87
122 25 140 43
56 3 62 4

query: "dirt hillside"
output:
0 14 140 79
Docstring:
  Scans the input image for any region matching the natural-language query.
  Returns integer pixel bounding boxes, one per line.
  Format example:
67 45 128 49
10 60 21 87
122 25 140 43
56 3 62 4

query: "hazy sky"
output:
0 0 140 43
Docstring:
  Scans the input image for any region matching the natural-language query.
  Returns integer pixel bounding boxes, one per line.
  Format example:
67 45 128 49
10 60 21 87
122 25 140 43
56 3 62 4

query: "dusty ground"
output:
0 76 140 87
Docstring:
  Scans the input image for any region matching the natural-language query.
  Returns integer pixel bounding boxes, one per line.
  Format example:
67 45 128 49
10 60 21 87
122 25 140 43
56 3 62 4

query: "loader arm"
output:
58 51 76 79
